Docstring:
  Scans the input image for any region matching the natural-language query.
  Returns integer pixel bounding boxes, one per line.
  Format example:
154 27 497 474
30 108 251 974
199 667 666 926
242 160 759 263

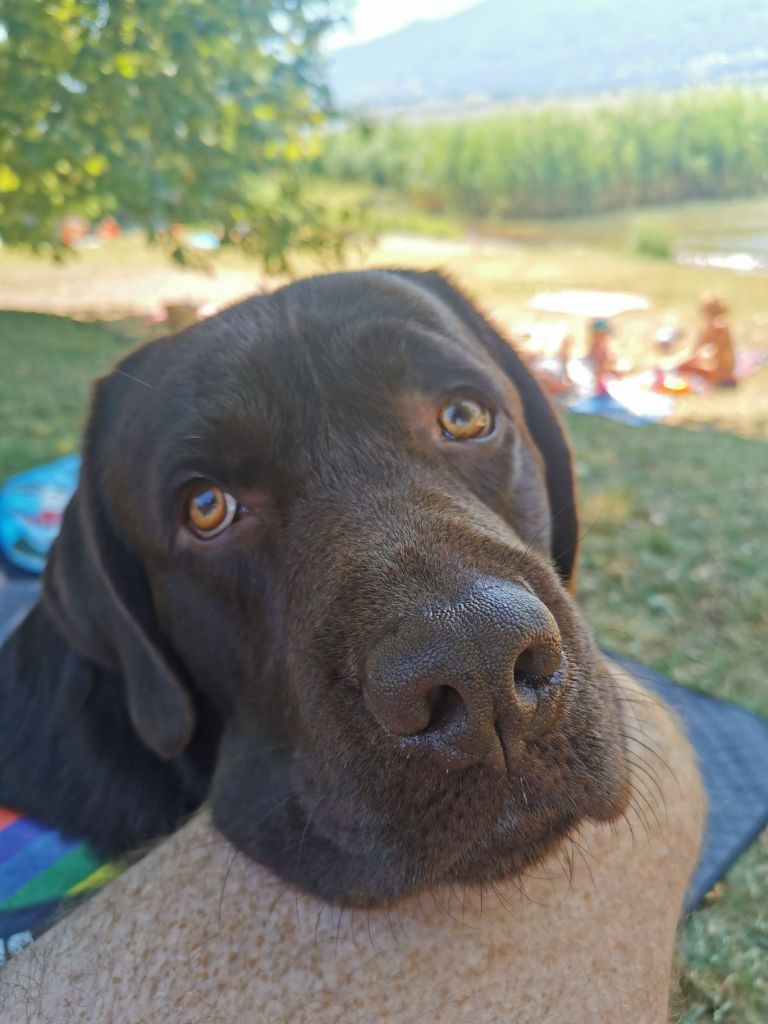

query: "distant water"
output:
512 197 768 273
649 198 768 272
676 249 768 272
675 210 768 271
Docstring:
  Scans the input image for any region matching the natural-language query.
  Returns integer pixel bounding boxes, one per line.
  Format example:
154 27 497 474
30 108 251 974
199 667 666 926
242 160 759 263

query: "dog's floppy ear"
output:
390 270 579 586
42 441 195 760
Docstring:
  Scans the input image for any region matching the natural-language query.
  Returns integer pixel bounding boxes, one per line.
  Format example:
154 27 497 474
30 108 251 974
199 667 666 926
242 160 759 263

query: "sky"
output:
326 0 483 50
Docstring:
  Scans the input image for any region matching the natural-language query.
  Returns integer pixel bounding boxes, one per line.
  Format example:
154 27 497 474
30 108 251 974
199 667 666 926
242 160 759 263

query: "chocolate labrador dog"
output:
0 270 630 906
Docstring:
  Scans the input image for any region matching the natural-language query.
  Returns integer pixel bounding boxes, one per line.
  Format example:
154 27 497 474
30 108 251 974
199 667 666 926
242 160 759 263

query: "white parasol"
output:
528 289 650 319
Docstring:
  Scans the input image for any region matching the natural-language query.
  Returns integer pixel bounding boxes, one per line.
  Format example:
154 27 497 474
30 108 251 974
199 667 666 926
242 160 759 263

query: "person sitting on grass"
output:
676 294 737 388
586 318 617 396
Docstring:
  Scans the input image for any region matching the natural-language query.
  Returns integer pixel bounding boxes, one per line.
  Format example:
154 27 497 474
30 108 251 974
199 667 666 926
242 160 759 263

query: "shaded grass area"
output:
568 415 768 1023
570 415 768 712
0 309 766 1021
0 312 127 479
679 830 768 1024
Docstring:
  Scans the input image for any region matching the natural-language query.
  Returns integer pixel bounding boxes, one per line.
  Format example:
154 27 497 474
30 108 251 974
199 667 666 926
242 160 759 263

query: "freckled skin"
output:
0 668 704 1024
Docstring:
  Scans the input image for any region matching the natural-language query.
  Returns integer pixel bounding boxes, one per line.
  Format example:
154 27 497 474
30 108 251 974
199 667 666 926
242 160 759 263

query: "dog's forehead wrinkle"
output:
280 268 440 324
146 313 319 476
279 269 490 376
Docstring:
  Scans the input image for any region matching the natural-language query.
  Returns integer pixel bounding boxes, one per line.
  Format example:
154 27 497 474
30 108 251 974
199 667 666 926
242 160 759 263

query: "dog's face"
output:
41 270 630 905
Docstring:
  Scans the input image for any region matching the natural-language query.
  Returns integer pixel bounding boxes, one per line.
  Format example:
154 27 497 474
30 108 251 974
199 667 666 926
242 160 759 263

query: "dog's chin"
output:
212 786 594 908
210 728 630 908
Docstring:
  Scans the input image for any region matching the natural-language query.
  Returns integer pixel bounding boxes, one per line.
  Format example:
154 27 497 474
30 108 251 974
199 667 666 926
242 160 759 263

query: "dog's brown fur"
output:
0 270 630 905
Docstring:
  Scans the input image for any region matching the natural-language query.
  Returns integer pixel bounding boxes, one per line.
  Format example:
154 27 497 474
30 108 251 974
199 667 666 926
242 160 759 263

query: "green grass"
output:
570 415 768 712
679 831 768 1024
568 416 768 1023
1 308 766 1021
0 313 127 479
566 415 768 1022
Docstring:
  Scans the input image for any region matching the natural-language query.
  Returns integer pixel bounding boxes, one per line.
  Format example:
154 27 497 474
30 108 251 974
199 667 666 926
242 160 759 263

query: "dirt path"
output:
0 237 269 320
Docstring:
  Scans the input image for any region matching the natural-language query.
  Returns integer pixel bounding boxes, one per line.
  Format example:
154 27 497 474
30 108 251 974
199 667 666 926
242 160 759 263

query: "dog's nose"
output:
363 577 565 771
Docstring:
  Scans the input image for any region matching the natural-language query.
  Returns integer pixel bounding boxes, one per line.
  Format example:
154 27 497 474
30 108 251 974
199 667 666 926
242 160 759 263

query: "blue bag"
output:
0 455 80 574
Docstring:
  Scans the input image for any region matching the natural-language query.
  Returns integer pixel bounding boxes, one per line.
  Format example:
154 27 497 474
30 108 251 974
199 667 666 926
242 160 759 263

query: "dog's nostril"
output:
513 643 562 691
423 685 467 734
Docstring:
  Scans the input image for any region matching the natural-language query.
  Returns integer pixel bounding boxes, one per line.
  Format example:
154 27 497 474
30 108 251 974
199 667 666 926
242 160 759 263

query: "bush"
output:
630 217 674 259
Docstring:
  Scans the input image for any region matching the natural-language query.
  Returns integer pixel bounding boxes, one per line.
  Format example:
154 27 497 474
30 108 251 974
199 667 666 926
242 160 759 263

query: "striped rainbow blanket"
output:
0 807 117 958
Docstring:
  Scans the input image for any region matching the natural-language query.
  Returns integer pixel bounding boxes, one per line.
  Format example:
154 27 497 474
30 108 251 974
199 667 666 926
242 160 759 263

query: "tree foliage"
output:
321 89 768 219
0 0 348 267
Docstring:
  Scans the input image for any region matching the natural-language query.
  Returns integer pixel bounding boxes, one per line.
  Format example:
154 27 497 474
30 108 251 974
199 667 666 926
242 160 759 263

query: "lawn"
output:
0 313 130 479
0 239 767 1021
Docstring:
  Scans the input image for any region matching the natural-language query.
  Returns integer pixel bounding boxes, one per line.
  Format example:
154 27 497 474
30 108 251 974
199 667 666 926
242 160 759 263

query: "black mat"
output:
1 578 766 913
607 653 768 910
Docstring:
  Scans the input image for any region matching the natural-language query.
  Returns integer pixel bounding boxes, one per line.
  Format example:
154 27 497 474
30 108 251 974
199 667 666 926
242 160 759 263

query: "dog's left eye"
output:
185 483 240 538
438 397 493 440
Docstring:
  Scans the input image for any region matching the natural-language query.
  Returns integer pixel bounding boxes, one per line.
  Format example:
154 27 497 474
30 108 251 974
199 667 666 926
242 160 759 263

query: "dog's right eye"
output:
185 483 240 538
438 397 494 440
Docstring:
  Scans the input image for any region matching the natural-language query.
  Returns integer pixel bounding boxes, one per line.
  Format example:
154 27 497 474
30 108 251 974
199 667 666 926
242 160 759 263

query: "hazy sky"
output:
326 0 482 49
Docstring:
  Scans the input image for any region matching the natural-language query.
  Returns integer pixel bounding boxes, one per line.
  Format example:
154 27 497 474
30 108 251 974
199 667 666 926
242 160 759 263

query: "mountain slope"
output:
328 0 768 110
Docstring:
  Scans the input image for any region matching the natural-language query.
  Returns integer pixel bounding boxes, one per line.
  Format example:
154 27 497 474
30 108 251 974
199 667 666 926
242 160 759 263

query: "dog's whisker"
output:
561 840 576 893
415 887 432 925
295 803 317 871
624 776 659 839
170 834 232 859
214 794 294 924
385 905 403 942
624 791 652 842
567 830 594 862
615 696 662 721
613 683 660 706
624 749 667 808
488 878 520 919
113 368 163 392
522 870 554 907
620 730 675 782
618 806 638 847
434 884 456 925
217 843 241 929
569 830 597 895
267 881 292 919
365 907 376 952
341 905 369 955
629 752 666 806
543 837 576 909
312 906 325 945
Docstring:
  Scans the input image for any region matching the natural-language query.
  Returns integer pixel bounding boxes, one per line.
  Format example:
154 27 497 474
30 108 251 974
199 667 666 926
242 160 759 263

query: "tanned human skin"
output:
0 666 704 1024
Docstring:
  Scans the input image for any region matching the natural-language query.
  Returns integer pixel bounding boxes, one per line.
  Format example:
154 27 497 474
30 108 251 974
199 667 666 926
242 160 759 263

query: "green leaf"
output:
83 154 108 176
0 164 20 192
114 52 141 79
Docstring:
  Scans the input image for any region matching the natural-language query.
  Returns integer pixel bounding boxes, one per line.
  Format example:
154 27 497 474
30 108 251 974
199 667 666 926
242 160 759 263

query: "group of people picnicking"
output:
531 292 738 400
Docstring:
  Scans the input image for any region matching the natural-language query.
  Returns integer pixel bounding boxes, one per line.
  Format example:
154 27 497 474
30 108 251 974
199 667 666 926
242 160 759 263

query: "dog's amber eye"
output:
185 483 239 538
438 397 493 440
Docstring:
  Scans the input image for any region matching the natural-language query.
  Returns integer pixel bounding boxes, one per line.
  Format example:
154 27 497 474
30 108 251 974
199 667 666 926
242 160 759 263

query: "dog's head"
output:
38 270 630 905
